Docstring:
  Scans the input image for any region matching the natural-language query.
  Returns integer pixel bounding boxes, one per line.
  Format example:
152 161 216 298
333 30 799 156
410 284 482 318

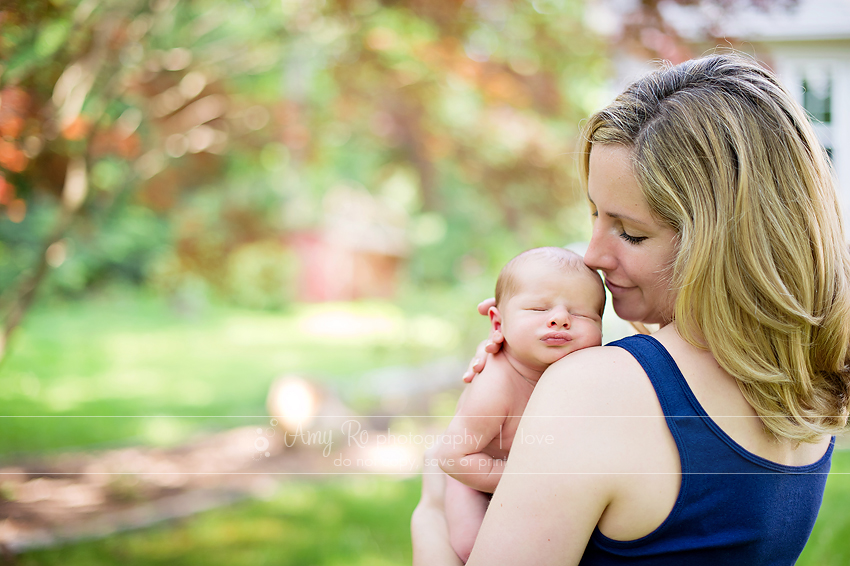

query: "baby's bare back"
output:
453 353 537 461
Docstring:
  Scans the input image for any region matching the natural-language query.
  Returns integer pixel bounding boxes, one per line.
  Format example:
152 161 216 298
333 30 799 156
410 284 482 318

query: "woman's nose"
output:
584 224 615 273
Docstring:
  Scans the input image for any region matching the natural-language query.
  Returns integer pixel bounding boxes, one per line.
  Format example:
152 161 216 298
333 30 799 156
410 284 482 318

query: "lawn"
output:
16 477 421 566
797 447 850 566
13 451 850 565
0 290 469 564
0 288 479 457
3 290 850 564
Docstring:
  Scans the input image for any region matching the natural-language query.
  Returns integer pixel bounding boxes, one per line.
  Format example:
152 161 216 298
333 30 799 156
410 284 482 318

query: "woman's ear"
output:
489 306 503 343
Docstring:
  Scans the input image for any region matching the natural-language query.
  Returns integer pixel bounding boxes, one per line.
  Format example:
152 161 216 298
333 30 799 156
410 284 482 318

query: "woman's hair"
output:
580 53 850 443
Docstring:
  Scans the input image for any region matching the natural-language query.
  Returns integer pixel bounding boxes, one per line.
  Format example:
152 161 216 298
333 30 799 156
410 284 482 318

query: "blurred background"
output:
0 0 848 564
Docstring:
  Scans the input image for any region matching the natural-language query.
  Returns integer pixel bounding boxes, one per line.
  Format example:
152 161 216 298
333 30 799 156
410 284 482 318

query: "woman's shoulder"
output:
556 342 644 373
523 346 669 469
527 343 665 424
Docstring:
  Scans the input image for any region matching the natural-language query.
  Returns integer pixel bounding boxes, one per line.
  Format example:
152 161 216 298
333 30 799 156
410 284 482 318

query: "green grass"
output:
0 289 478 457
797 448 850 565
4 289 849 564
16 477 420 566
12 453 850 565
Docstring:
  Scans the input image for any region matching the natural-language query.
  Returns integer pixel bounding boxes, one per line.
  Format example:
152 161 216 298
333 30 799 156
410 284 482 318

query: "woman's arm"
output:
416 346 641 566
469 345 653 565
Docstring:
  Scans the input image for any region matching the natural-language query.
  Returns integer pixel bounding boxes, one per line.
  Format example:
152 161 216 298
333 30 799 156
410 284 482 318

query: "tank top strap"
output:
608 333 698 421
607 333 835 475
579 334 834 566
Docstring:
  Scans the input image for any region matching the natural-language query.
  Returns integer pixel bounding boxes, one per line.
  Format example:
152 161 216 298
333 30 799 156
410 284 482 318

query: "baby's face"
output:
499 262 603 372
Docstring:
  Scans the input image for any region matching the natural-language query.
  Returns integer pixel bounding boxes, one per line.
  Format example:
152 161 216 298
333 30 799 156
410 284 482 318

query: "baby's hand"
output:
462 298 503 383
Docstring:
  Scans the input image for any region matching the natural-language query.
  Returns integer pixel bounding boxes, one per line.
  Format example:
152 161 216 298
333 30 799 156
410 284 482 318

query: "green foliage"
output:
1 0 609 314
224 240 298 310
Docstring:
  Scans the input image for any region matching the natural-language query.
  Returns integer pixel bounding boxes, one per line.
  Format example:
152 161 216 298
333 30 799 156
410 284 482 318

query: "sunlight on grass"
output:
0 292 466 455
297 303 405 342
295 302 460 349
141 417 194 447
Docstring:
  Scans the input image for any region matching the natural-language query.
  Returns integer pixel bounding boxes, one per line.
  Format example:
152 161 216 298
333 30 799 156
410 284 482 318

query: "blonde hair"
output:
580 54 850 442
495 247 604 315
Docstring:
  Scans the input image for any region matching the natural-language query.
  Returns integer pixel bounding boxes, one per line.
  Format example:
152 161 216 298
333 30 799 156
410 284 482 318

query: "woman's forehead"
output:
587 145 655 223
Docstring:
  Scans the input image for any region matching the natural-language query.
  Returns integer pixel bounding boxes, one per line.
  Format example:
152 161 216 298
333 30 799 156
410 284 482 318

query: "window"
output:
800 69 834 162
802 77 831 124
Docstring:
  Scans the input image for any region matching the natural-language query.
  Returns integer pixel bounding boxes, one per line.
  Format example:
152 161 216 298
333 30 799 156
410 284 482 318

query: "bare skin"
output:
438 353 536 563
437 353 536 493
412 144 833 566
416 323 831 566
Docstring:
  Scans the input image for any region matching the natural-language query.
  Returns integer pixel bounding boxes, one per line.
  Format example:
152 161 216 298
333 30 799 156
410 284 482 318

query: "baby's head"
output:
491 247 605 373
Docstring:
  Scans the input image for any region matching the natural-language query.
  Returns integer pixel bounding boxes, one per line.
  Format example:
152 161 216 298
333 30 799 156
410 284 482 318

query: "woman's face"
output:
583 144 679 325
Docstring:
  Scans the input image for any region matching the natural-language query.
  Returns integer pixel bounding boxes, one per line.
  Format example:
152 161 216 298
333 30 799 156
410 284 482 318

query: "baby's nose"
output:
549 310 571 328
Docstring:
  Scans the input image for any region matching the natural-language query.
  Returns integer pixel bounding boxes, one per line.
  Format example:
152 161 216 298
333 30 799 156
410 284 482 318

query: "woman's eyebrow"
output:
587 195 650 227
606 211 650 227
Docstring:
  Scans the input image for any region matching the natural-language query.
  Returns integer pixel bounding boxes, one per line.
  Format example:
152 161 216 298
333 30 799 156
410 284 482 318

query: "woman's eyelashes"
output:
590 207 646 245
620 230 648 245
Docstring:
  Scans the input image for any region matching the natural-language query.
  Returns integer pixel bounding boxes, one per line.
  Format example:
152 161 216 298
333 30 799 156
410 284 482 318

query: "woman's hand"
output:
462 298 503 383
411 447 464 566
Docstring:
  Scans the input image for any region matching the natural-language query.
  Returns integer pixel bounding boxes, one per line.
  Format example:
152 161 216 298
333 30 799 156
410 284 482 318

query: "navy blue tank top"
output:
579 334 833 565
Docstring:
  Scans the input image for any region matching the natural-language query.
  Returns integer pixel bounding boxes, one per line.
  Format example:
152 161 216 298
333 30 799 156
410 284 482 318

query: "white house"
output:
590 0 850 228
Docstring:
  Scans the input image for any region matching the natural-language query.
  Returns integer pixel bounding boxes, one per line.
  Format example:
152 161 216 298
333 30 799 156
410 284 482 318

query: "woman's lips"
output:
604 279 633 294
541 332 572 345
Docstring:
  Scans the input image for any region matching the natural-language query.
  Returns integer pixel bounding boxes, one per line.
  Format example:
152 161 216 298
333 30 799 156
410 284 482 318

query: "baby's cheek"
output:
580 324 603 348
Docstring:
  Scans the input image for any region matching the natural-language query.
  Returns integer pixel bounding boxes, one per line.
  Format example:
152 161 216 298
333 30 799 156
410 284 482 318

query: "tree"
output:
0 0 782 361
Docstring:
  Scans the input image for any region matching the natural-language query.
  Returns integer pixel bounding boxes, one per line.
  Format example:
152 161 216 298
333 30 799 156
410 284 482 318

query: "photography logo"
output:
252 418 277 460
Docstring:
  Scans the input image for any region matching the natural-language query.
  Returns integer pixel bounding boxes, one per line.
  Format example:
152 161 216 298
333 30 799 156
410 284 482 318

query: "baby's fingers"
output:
477 298 496 316
462 339 495 382
462 357 481 383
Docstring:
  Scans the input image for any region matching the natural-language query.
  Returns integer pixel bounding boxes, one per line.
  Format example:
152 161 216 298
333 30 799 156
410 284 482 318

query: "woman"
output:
411 53 850 565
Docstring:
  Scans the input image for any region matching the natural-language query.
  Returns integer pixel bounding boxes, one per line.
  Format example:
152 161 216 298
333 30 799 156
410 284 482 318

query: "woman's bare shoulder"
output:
529 345 662 418
468 344 672 564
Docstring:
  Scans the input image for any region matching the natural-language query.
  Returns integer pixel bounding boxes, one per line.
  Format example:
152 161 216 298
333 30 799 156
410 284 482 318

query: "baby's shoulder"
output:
455 355 521 412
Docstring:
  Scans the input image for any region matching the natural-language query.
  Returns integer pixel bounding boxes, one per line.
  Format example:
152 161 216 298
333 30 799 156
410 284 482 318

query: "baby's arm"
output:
436 365 511 493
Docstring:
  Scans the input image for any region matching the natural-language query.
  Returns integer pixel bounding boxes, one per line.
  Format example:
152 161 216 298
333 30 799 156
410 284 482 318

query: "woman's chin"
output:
611 300 644 324
612 305 664 327
611 296 674 327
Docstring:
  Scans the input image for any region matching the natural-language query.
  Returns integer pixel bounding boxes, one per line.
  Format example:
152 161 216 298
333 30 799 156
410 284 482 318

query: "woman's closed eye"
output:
620 230 648 245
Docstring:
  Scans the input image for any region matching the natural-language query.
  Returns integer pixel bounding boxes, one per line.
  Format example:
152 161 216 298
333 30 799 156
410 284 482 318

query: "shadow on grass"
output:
17 477 420 566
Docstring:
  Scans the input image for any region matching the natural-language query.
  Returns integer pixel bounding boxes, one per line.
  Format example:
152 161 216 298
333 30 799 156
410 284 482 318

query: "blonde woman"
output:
411 53 850 565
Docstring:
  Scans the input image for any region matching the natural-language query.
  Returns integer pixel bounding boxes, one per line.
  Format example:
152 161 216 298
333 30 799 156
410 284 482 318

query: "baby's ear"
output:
488 306 503 343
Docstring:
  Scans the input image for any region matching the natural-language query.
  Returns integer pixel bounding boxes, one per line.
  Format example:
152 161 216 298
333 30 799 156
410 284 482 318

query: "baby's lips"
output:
541 332 572 343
